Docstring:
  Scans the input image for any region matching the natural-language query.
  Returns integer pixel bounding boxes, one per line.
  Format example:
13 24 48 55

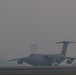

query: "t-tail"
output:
56 41 76 56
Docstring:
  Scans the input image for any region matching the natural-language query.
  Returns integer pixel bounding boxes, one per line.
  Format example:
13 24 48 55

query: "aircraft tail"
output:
56 41 76 56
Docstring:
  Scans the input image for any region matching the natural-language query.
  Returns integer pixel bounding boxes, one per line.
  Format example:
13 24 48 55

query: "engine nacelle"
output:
17 60 23 64
56 58 61 63
67 59 73 64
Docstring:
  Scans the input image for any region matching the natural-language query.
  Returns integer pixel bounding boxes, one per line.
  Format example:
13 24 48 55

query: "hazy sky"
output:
0 0 76 60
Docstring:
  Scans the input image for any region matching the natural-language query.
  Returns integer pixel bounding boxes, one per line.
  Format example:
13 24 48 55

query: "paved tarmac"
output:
0 66 76 75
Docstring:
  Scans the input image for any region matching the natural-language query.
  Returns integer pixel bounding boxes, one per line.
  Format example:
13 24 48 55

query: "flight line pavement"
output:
0 66 76 75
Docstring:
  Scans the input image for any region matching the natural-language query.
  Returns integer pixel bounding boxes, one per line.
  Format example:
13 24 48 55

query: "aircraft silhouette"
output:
9 41 76 66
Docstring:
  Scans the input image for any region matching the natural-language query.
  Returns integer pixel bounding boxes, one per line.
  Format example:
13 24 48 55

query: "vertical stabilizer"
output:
56 41 76 56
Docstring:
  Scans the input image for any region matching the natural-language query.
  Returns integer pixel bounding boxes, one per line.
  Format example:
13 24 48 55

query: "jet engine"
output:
66 59 74 64
17 60 23 64
56 58 61 63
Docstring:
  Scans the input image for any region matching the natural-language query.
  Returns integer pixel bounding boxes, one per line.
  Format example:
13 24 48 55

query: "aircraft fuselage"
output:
23 54 65 66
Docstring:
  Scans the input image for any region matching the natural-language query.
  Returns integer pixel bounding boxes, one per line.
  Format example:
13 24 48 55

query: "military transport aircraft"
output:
9 41 76 66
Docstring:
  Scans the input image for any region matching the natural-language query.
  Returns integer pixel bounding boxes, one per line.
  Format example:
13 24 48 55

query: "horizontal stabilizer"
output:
55 41 76 44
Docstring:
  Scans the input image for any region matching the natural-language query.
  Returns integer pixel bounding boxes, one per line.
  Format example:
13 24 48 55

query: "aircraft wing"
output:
46 55 76 60
61 56 76 60
9 57 26 61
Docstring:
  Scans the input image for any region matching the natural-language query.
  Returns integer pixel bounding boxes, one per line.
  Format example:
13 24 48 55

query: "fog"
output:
0 0 76 60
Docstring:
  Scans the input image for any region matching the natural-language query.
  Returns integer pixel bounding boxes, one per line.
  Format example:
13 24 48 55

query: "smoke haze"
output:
0 0 76 60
